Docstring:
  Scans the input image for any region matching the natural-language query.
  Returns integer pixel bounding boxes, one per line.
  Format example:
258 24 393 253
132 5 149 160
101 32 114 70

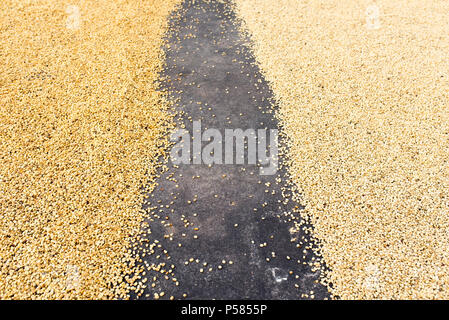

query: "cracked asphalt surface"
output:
136 0 330 300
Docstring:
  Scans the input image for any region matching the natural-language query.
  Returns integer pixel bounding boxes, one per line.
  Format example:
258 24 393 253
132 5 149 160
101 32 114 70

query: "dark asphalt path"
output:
136 0 330 300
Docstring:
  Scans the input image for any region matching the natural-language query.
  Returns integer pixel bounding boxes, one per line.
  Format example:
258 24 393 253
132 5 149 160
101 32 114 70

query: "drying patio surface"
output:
134 0 329 300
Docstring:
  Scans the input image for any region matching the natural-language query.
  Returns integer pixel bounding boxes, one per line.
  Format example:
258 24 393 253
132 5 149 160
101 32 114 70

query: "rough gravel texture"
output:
0 0 180 299
234 0 449 299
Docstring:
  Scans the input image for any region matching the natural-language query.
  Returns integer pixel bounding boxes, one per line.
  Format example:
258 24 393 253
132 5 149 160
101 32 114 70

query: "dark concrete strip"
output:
137 0 330 300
